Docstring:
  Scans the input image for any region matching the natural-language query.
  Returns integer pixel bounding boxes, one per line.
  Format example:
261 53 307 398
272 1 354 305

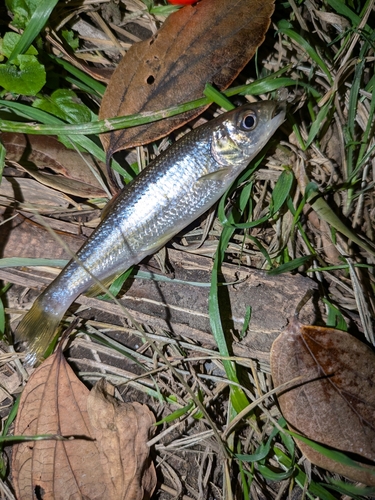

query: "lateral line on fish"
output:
22 203 145 333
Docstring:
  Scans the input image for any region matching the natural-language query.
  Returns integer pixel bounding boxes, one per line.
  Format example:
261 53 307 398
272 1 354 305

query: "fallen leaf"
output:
87 378 157 500
99 0 275 152
0 177 70 209
3 132 108 197
12 349 108 500
12 350 157 499
0 212 87 259
270 317 375 485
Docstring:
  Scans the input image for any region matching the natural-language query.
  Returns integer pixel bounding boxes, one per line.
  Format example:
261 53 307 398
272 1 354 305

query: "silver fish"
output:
16 101 285 365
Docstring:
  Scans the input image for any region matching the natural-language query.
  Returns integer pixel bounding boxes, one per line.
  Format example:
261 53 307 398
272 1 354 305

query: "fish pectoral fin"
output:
197 168 232 182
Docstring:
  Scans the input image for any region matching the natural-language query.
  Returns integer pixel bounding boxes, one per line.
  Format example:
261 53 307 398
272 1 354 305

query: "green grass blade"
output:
277 21 332 84
8 0 60 62
209 228 249 413
306 183 375 256
50 55 106 96
204 83 235 111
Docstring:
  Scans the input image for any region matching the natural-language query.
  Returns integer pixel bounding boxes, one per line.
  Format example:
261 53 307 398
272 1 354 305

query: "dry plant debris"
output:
12 349 156 500
99 0 275 151
0 0 374 498
271 317 375 486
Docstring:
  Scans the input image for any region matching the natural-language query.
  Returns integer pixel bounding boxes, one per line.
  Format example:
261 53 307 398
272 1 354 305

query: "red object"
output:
167 0 196 4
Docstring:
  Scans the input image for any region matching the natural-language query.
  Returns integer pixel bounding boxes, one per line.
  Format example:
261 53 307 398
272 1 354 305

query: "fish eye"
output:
240 111 257 131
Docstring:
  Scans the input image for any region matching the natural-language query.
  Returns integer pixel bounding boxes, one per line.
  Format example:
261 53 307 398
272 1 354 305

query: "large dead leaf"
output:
270 317 375 485
87 379 157 500
3 132 108 198
0 212 87 259
99 0 275 152
12 349 107 499
12 351 157 499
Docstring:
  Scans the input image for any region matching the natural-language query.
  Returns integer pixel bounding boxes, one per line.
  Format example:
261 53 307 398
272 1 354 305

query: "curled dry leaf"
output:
99 0 275 152
12 349 108 500
12 352 157 500
3 132 108 198
271 317 375 485
87 378 157 500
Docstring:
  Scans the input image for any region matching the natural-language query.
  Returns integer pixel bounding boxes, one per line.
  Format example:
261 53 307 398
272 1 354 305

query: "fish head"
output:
211 100 286 171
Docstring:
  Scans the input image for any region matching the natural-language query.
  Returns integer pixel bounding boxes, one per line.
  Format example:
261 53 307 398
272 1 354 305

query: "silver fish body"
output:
16 101 285 365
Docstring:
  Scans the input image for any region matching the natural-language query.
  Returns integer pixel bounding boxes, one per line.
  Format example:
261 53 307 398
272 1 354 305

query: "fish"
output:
16 100 286 366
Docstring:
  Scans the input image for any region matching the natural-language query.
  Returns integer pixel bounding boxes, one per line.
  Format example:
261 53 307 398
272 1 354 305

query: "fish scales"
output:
16 101 286 365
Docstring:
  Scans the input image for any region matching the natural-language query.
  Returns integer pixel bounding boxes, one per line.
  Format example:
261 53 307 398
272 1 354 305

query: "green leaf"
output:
240 306 251 339
204 83 235 111
61 30 79 51
8 0 59 61
209 228 249 413
268 255 312 275
33 89 93 124
0 55 45 95
270 169 294 215
0 32 38 58
277 21 332 84
5 0 41 29
155 401 194 426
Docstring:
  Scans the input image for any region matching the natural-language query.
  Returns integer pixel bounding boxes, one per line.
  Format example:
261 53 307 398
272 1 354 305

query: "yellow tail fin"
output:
16 295 64 367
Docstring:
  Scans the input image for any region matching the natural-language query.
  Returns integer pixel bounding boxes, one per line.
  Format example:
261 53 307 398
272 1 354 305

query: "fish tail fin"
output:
16 294 65 367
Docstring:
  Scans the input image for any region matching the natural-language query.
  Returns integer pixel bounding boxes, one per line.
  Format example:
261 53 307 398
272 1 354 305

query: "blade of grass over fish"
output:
0 100 130 181
8 0 60 62
203 83 235 111
277 21 333 84
50 56 106 96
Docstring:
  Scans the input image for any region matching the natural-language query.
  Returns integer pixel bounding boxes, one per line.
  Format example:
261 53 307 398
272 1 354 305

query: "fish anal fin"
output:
85 273 120 297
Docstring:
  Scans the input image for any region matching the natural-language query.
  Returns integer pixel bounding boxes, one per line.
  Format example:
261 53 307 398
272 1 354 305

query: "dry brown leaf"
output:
3 132 108 198
99 0 275 152
12 349 108 500
12 352 156 499
0 177 70 209
0 212 87 259
271 317 375 485
87 378 157 500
